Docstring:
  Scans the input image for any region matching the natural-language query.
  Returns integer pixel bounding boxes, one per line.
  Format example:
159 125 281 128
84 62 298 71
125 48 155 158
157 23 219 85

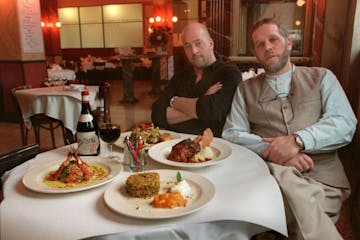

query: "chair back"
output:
100 81 111 122
10 85 32 145
0 144 40 178
93 81 111 124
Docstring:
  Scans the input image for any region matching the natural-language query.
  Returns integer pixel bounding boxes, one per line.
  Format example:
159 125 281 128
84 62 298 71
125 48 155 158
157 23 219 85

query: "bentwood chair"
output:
0 143 40 198
92 81 111 123
10 85 67 149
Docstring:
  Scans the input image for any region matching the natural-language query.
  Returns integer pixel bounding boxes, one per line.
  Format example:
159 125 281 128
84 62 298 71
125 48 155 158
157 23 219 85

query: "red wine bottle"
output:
76 90 100 156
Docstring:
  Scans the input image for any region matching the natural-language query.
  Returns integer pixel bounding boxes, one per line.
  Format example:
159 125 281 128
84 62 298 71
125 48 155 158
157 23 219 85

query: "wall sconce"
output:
148 15 177 26
148 15 177 34
147 15 178 49
296 0 305 7
41 21 61 28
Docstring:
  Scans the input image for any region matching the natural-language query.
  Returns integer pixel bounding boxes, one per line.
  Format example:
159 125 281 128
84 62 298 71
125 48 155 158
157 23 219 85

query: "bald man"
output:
151 23 241 137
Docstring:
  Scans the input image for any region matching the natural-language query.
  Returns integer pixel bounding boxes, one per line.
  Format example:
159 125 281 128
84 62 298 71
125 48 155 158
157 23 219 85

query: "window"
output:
172 0 199 47
232 0 310 56
58 4 143 49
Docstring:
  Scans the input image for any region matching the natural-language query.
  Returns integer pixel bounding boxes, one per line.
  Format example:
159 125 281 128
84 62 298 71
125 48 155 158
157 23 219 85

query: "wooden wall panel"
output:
40 0 61 56
206 0 231 57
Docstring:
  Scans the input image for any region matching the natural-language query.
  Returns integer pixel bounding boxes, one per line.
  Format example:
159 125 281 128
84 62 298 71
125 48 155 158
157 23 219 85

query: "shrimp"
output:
48 152 72 181
74 154 93 180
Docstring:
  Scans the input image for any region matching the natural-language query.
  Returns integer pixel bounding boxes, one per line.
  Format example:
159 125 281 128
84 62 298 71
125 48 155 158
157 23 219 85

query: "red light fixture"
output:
171 16 178 23
155 16 162 23
41 21 61 28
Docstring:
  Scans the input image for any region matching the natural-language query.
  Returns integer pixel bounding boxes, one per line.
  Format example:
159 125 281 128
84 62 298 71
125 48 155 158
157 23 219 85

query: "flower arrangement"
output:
149 25 172 47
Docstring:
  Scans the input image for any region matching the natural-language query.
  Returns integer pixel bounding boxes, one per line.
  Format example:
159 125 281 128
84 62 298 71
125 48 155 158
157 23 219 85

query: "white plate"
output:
22 156 123 194
148 138 232 168
104 169 215 219
114 130 182 149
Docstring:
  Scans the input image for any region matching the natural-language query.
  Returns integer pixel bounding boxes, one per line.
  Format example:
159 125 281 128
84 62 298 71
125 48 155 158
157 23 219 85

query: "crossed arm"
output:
262 136 314 172
222 70 357 173
167 82 223 124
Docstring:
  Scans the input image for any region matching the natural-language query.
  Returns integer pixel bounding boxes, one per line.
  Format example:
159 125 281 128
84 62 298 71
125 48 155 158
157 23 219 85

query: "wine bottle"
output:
76 90 100 156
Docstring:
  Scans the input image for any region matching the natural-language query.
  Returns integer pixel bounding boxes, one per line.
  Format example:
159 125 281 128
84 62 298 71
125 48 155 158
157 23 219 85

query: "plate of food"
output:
114 123 181 150
104 170 215 219
148 129 232 168
22 154 123 194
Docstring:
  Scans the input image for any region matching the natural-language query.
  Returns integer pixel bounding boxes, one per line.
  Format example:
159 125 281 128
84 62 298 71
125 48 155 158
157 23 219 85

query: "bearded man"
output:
151 22 241 137
222 18 357 240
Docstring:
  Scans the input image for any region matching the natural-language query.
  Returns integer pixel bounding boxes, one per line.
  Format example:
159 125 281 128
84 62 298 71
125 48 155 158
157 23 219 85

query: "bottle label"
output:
77 131 99 155
82 94 90 103
78 114 93 122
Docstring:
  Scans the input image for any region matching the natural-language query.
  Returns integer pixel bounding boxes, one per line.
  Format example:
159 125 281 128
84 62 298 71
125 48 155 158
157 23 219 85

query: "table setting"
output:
47 64 76 81
0 125 287 240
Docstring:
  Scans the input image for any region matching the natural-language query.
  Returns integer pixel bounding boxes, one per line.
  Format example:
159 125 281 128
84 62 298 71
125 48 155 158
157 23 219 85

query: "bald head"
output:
181 23 216 69
181 23 211 43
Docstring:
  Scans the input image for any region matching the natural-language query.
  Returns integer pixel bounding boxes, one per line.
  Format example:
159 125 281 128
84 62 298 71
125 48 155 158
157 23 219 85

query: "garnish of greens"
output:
60 165 69 179
176 172 182 182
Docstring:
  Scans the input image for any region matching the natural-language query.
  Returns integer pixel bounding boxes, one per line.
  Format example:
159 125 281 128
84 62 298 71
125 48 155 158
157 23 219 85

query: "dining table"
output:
14 85 102 135
48 69 77 81
0 133 287 240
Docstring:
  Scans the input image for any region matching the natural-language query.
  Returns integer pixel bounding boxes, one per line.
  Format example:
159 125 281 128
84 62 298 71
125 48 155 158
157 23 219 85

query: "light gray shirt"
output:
222 65 357 156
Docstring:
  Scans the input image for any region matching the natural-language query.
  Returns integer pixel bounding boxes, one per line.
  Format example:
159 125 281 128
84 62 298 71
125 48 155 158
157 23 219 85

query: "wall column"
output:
0 0 46 120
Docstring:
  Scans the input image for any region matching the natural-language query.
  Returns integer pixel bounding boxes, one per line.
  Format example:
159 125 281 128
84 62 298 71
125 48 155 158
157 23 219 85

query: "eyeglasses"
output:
258 92 289 105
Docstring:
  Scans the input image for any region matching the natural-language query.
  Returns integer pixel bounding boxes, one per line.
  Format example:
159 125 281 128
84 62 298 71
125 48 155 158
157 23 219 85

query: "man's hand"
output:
205 82 222 95
262 135 300 163
283 153 314 172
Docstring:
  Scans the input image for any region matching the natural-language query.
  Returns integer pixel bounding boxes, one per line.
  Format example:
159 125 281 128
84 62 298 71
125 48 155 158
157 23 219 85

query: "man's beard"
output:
261 45 291 74
191 51 212 69
191 54 206 68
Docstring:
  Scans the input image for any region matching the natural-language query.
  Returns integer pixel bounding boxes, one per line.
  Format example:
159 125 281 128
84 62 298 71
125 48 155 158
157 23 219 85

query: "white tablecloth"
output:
48 69 76 80
0 135 287 240
14 86 101 134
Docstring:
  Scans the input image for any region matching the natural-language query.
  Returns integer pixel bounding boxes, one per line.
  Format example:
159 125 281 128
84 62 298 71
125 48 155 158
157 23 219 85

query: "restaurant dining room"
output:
0 0 359 239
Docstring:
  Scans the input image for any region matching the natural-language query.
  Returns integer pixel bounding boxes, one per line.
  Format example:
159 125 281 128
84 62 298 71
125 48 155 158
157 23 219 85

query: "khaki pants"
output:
267 162 350 240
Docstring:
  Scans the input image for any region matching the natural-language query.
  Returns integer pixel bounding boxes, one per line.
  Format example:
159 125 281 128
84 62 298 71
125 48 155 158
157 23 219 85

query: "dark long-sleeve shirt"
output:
151 59 241 137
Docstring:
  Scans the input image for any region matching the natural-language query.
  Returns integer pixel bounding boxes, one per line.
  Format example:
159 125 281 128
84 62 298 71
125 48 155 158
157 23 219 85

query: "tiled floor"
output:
0 79 161 154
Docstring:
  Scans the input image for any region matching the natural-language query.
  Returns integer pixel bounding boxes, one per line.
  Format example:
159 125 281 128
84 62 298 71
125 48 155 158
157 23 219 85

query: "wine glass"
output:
99 122 121 160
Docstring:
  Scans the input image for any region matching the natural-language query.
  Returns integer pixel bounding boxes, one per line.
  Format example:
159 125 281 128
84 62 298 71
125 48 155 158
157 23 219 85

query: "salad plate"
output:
22 156 123 194
148 138 232 168
104 169 215 219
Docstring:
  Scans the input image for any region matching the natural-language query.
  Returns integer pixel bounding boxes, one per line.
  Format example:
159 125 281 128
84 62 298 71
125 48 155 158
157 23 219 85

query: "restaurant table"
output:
148 53 167 95
14 85 101 135
48 69 76 81
120 53 167 103
0 134 287 240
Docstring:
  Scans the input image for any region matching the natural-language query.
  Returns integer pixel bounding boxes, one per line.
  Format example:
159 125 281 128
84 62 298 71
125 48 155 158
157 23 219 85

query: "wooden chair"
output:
93 81 111 123
10 85 67 149
0 144 40 195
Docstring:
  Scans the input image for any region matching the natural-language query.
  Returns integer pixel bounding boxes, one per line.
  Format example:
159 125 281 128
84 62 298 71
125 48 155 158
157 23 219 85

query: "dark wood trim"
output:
227 56 312 66
0 60 46 64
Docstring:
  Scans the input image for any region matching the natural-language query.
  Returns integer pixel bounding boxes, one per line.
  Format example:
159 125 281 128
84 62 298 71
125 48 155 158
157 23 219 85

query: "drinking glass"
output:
99 123 121 160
